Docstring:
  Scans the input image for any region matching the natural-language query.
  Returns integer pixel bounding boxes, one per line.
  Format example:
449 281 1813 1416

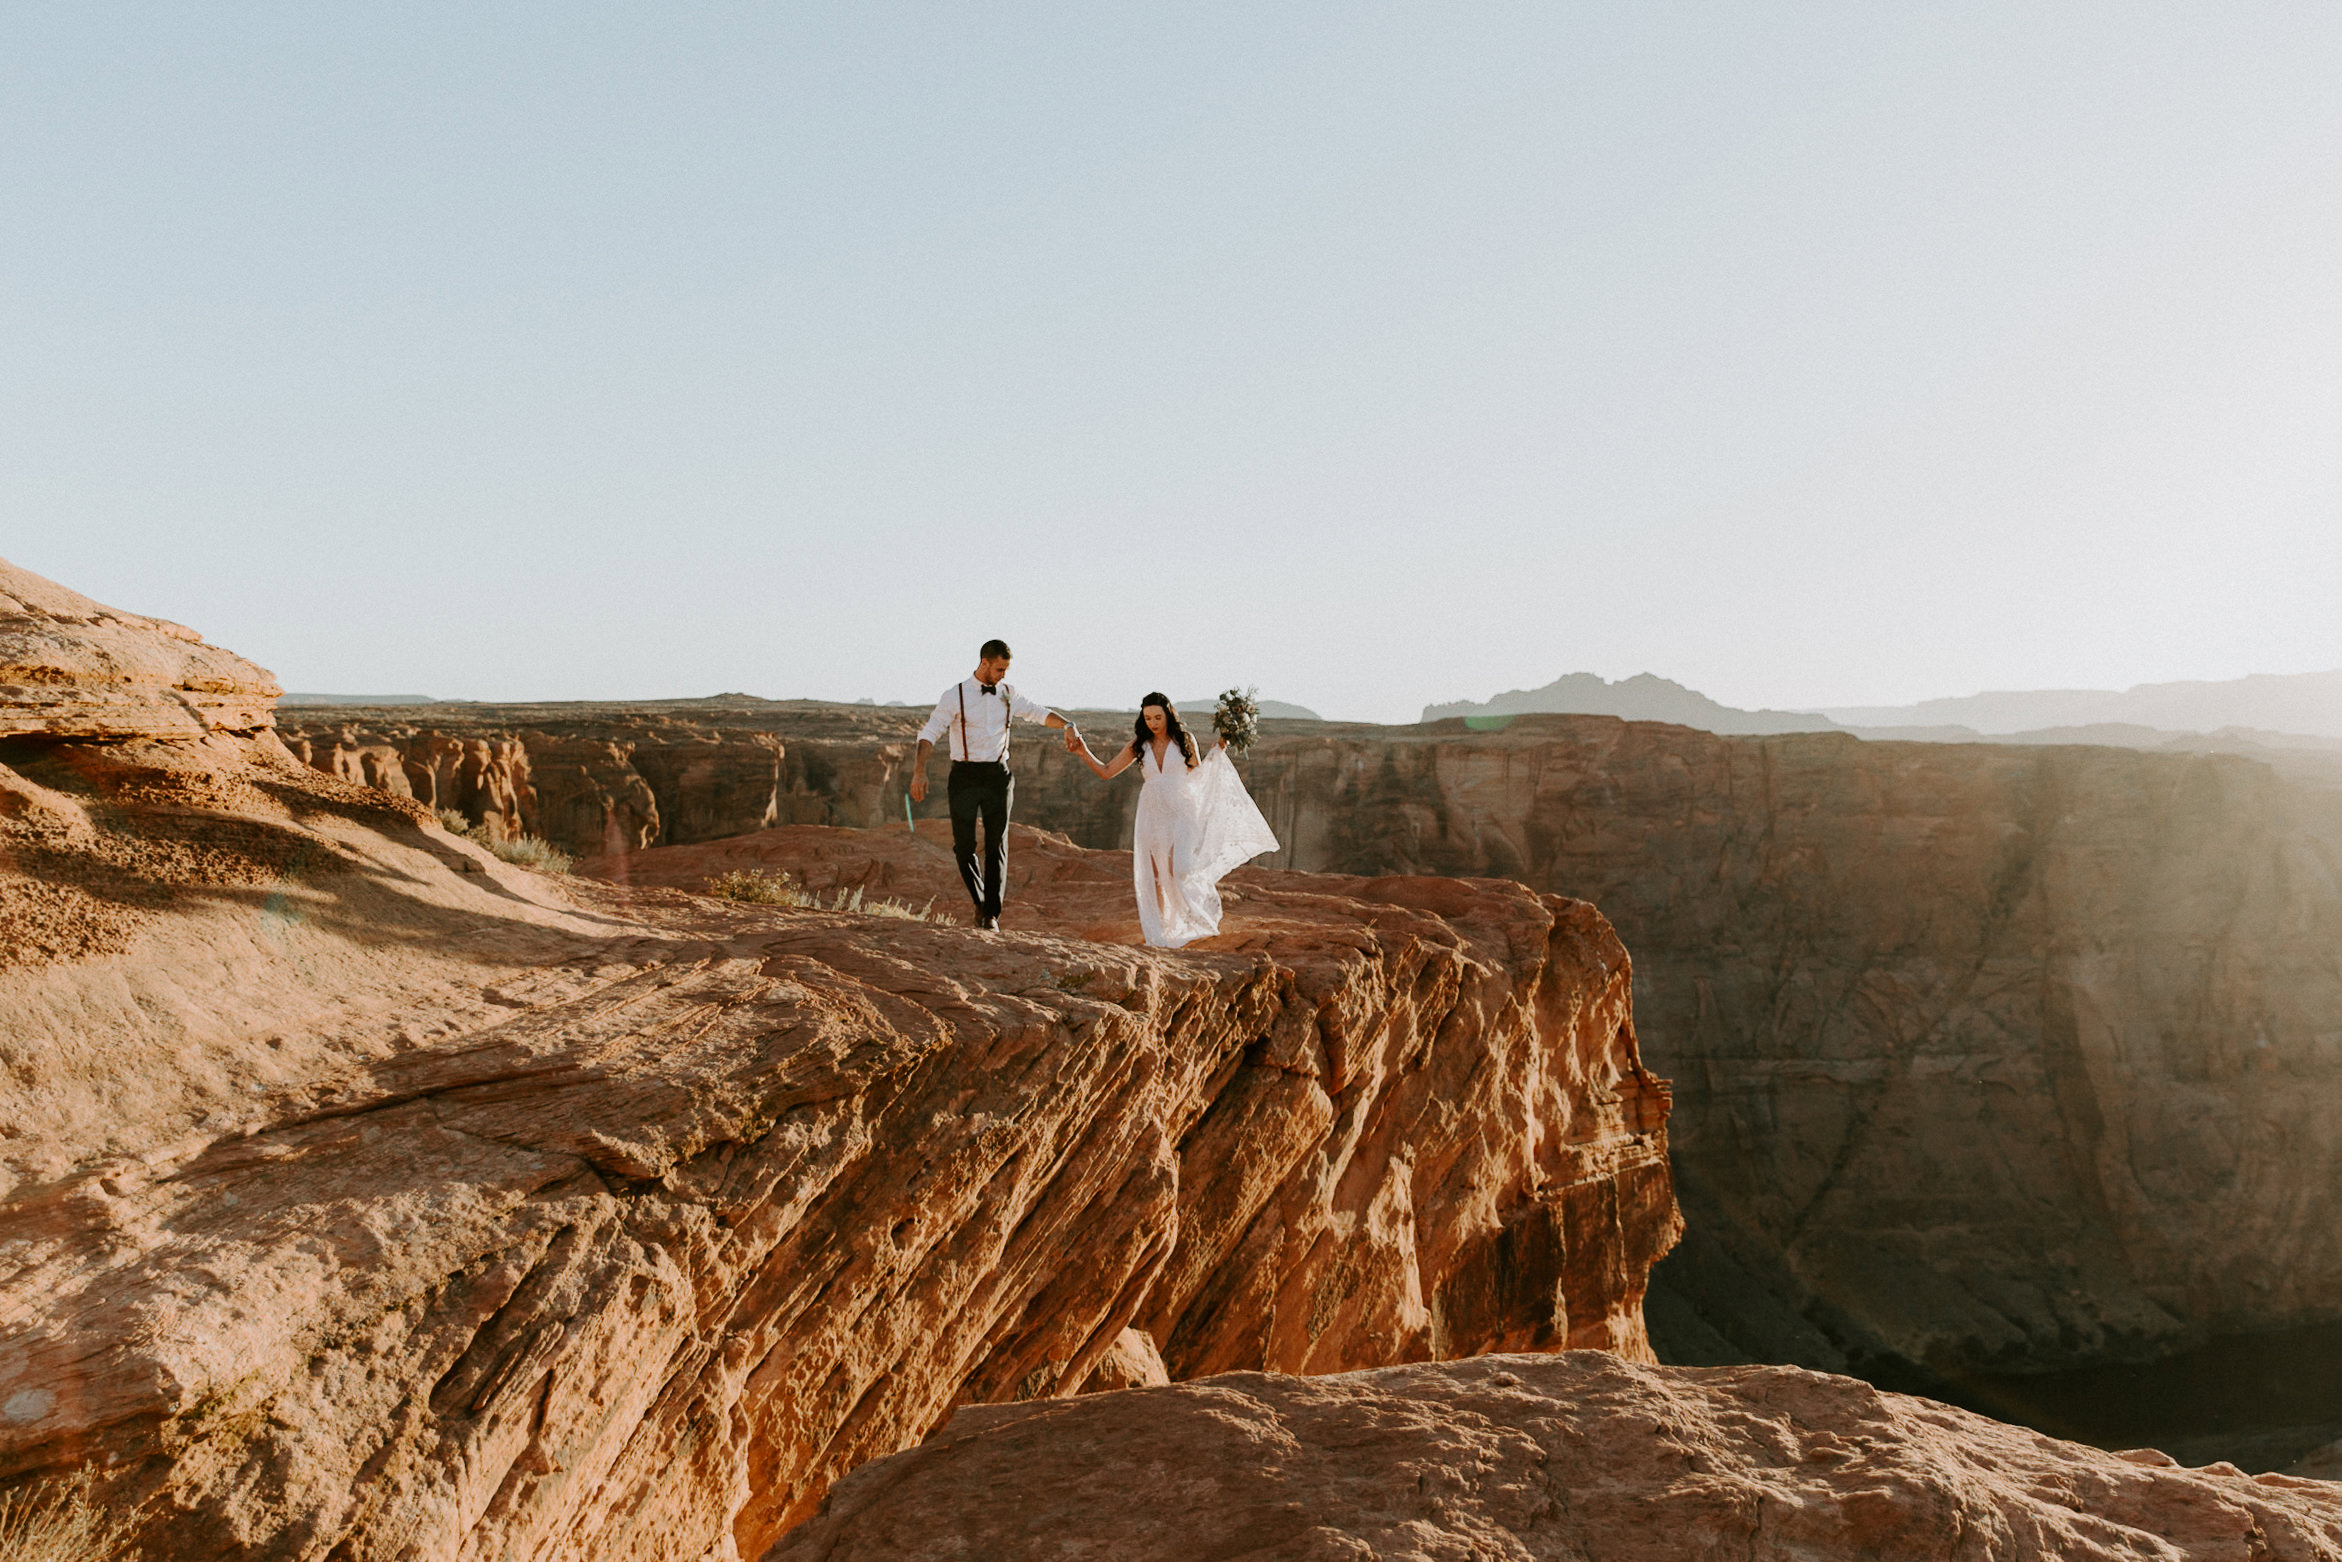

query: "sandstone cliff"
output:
0 571 1678 1559
770 1351 2342 1562
2 555 279 739
286 700 2342 1394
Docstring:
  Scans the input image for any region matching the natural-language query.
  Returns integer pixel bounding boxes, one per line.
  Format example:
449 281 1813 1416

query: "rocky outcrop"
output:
0 555 280 737
290 699 2342 1391
770 1351 2342 1562
575 823 1680 1379
0 573 1676 1559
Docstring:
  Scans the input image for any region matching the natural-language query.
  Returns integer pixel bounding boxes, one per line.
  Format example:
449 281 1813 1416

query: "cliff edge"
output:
0 565 1677 1560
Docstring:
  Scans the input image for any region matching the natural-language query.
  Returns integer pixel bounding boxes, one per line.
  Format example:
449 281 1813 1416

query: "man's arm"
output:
910 692 954 804
1009 688 1069 729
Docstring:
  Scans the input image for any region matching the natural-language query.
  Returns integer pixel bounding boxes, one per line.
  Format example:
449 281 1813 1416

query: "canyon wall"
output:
276 702 901 854
1221 717 2342 1384
282 702 2342 1385
3 590 1678 1560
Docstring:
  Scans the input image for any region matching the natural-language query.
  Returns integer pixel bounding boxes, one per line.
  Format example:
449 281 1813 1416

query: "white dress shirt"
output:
917 679 1056 763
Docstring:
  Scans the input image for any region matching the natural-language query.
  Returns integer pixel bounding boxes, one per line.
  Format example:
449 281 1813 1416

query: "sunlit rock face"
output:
289 698 2342 1380
764 1351 2342 1562
0 555 281 739
2 580 1676 1561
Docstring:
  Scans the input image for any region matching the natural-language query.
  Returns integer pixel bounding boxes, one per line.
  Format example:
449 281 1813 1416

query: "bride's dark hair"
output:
1132 693 1200 770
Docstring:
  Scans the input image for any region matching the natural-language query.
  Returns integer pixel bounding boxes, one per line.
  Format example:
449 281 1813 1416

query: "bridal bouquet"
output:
1213 687 1262 754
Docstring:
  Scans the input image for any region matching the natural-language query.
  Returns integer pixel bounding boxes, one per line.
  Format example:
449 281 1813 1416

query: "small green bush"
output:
0 1472 129 1562
486 833 574 873
438 810 573 874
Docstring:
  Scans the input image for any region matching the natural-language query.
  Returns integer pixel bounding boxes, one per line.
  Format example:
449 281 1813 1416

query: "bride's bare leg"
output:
1150 849 1174 920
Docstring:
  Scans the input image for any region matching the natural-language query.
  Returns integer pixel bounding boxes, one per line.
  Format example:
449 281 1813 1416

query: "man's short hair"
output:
980 638 1012 661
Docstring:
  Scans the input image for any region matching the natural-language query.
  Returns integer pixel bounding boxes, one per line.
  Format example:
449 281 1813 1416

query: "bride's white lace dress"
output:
1132 741 1280 948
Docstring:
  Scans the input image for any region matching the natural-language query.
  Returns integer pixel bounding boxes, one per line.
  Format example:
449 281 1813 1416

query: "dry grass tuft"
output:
0 1472 131 1562
704 870 943 922
705 867 803 905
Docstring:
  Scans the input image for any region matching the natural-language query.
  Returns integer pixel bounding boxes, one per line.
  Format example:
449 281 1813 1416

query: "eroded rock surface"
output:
0 571 1676 1560
768 1351 2342 1562
1 556 280 738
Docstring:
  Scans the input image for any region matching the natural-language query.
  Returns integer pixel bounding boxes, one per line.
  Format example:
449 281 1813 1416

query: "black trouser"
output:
948 760 1013 919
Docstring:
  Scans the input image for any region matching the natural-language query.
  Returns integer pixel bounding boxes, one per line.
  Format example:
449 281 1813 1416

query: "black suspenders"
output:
955 681 1006 763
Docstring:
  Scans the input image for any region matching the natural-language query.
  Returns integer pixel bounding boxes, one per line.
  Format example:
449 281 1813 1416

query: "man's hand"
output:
1063 725 1082 753
910 738 933 803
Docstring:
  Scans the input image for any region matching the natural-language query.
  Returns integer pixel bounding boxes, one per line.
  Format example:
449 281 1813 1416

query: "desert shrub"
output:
436 811 570 873
483 833 573 873
0 1472 129 1562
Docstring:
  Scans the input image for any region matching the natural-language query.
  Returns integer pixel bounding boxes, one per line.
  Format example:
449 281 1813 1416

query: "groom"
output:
909 639 1076 930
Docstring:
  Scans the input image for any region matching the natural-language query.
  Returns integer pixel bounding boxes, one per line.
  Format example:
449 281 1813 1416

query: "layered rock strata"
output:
291 700 2342 1387
575 824 1680 1384
1 555 280 738
770 1351 2342 1562
0 571 1678 1559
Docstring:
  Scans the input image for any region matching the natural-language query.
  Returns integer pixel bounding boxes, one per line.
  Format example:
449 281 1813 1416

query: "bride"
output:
1067 694 1279 948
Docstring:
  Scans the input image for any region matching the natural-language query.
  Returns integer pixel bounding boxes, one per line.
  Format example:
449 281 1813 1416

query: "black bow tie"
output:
979 682 998 695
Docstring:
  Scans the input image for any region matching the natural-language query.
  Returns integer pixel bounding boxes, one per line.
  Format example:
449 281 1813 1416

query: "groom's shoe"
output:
977 913 999 931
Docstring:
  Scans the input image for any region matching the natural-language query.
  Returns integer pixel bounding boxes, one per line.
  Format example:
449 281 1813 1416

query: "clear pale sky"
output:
7 5 2340 722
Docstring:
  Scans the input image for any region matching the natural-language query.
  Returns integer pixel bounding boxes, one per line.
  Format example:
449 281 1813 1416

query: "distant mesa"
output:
281 692 439 706
676 691 785 708
1423 673 1841 736
1811 670 2342 740
1173 696 1322 722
